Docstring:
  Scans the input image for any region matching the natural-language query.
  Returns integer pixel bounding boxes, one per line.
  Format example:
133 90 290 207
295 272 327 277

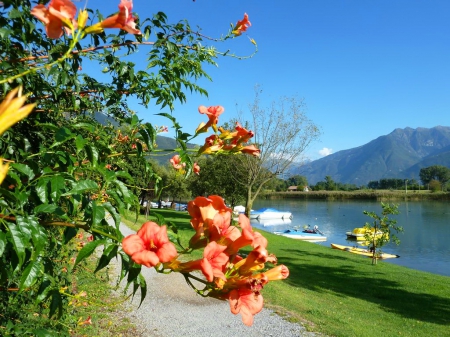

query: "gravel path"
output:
111 222 323 337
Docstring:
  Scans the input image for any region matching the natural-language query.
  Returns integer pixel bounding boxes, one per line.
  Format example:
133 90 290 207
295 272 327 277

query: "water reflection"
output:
252 199 450 277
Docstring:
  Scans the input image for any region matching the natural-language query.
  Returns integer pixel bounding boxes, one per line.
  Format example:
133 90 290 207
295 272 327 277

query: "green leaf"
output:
94 243 118 273
127 263 142 284
36 277 53 303
11 163 35 180
33 329 55 337
64 180 98 195
75 135 88 153
85 145 99 167
22 217 48 260
49 289 63 318
137 274 147 307
114 170 133 181
74 239 106 267
50 175 65 202
7 223 26 268
114 180 132 202
34 204 57 214
36 178 50 203
0 232 6 256
51 127 76 148
19 260 43 291
63 227 78 244
89 202 106 226
103 202 121 231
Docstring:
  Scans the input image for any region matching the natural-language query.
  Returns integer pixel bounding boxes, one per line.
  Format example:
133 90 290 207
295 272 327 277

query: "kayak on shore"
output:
331 243 400 259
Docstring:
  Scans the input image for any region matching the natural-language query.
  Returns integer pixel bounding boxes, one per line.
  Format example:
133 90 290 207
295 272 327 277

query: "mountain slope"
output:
294 126 450 185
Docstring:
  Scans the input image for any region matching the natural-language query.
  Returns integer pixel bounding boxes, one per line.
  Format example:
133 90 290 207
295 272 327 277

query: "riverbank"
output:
116 209 450 337
260 190 450 201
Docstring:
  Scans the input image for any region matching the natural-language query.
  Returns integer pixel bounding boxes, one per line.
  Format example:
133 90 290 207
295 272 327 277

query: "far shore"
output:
260 189 450 201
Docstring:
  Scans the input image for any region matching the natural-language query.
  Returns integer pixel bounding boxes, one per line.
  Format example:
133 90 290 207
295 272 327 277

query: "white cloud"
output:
319 147 333 156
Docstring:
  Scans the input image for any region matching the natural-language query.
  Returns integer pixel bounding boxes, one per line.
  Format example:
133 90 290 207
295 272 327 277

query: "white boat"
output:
274 229 327 241
233 205 246 215
249 208 293 220
251 218 292 227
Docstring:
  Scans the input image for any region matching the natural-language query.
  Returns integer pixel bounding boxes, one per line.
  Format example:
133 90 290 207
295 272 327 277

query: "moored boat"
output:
249 208 293 220
274 229 326 241
331 243 400 259
251 218 292 227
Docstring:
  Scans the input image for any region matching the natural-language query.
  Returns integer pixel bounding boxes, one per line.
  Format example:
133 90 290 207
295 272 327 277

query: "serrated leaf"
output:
63 227 78 244
75 135 88 154
29 221 47 258
34 204 57 214
19 260 43 291
64 180 98 195
36 277 53 303
11 163 35 180
94 243 118 273
114 170 133 181
50 175 65 202
102 202 121 232
51 127 75 148
0 232 6 256
137 274 147 307
114 180 132 202
7 223 26 268
90 202 105 226
126 263 141 284
35 178 50 203
84 145 99 167
74 239 106 266
49 289 63 318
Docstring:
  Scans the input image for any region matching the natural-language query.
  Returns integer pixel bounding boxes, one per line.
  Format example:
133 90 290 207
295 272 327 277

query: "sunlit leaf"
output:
19 260 43 291
74 239 106 267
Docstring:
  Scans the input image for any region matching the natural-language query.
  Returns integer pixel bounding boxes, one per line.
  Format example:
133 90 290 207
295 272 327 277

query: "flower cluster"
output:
198 121 261 157
122 195 289 326
232 13 251 36
168 104 260 175
31 0 141 39
0 86 36 184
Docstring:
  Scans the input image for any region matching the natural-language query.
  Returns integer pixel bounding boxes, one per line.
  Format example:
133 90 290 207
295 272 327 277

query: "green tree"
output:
188 155 247 208
287 175 308 188
363 203 403 265
429 179 442 192
324 175 336 191
419 165 450 189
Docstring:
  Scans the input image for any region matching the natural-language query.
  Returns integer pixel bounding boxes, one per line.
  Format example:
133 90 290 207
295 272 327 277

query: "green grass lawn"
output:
121 209 450 337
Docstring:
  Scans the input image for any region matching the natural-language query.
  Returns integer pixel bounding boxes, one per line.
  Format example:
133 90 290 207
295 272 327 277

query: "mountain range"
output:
291 126 450 185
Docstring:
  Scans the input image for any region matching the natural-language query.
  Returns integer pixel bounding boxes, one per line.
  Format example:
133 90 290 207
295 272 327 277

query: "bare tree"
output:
231 86 321 215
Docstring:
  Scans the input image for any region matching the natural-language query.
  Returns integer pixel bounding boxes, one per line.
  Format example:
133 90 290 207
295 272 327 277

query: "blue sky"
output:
83 0 450 160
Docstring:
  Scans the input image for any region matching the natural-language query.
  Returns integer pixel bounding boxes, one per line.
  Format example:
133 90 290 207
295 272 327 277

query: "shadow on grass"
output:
280 247 450 325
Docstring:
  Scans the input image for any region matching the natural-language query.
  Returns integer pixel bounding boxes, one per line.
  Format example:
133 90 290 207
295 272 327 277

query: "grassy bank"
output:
110 209 450 337
260 232 450 337
261 190 450 201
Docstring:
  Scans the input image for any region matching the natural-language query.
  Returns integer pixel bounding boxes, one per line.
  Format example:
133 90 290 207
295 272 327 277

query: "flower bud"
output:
77 9 89 30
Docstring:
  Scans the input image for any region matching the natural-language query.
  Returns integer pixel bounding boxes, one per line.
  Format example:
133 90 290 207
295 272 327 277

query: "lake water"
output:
250 199 450 277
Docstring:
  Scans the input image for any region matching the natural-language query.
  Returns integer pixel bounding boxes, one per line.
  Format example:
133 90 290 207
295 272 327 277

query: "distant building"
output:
303 186 310 192
287 186 298 192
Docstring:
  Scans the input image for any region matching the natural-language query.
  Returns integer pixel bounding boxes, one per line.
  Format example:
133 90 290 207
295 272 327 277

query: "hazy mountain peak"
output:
292 126 450 185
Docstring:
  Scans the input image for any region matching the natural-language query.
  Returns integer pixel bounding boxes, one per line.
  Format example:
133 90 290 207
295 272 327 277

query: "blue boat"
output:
274 229 327 241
